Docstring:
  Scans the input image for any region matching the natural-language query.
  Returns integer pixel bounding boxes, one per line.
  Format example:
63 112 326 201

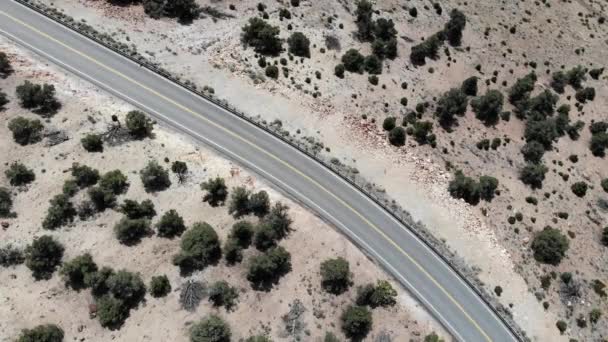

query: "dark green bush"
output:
156 209 185 238
149 275 171 298
550 71 567 93
265 65 279 79
461 76 478 96
341 49 365 73
334 64 345 78
71 164 100 188
25 235 64 280
478 176 499 201
410 32 444 66
99 170 129 195
444 9 466 46
382 117 396 131
173 222 221 274
171 160 188 183
229 221 254 248
190 315 231 342
519 163 548 189
142 0 200 22
508 72 536 108
571 181 588 197
5 162 35 186
0 51 13 78
287 32 310 58
354 0 374 41
0 187 12 217
471 90 504 126
16 324 64 342
125 110 154 139
566 65 586 89
140 160 171 192
388 126 406 146
81 133 103 152
320 257 352 295
60 253 98 291
341 305 372 340
602 178 608 193
524 118 557 150
364 55 382 75
436 88 468 129
88 186 117 212
228 186 251 218
42 194 77 230
448 171 480 205
96 295 129 329
0 244 24 267
201 177 228 207
242 18 282 56
224 238 243 265
119 199 156 219
249 190 270 217
575 87 596 103
531 227 569 265
356 280 397 308
208 280 239 310
246 246 291 291
114 218 151 245
16 80 61 115
8 117 44 145
590 132 608 157
107 269 146 306
521 141 545 164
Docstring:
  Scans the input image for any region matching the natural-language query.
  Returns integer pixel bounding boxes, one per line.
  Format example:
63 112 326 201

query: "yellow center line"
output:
1 9 494 341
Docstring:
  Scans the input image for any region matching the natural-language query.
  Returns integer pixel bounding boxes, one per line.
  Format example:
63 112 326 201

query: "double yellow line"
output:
0 8 495 341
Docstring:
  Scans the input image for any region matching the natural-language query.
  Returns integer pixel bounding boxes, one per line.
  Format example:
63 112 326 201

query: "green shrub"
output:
589 67 604 80
0 244 24 267
575 87 595 103
208 280 239 310
424 332 445 342
16 324 64 342
461 76 478 96
444 9 466 46
334 64 345 78
71 164 100 188
42 194 77 230
62 179 78 197
171 160 188 183
519 163 548 189
114 218 150 245
173 222 221 274
107 269 146 306
410 32 444 66
364 55 382 75
571 181 588 197
81 133 103 152
249 190 270 217
224 238 243 265
25 235 64 280
0 187 13 217
119 199 156 219
590 132 608 157
246 246 291 291
190 315 231 342
556 320 567 334
60 253 98 291
590 309 602 325
265 65 279 79
436 88 468 129
201 177 228 207
0 51 13 78
96 295 129 329
16 80 61 114
143 0 200 22
382 117 396 131
566 65 586 89
5 162 35 186
125 110 153 138
388 126 406 146
99 170 129 195
356 280 397 308
320 257 352 295
531 227 569 265
602 178 608 193
242 18 282 56
448 171 480 205
156 209 185 238
508 72 536 108
354 0 374 41
521 141 545 164
149 275 171 298
228 186 251 218
140 160 171 192
8 117 44 145
287 32 310 58
478 176 499 201
368 75 378 85
341 305 372 340
87 186 117 212
229 221 254 248
261 202 292 240
341 49 365 73
550 71 567 93
471 90 504 126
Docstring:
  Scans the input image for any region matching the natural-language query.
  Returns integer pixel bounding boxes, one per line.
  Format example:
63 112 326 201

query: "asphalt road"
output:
0 2 518 341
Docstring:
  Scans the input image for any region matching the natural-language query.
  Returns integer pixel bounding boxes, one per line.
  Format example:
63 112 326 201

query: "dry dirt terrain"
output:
0 37 445 341
6 0 608 340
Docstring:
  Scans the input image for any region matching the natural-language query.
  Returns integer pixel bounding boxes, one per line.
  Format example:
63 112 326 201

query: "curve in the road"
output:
0 2 520 341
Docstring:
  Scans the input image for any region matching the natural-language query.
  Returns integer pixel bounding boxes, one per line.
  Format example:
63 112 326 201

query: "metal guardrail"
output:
12 1 528 340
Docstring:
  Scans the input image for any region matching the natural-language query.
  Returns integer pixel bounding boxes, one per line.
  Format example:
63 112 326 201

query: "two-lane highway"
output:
0 1 519 341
